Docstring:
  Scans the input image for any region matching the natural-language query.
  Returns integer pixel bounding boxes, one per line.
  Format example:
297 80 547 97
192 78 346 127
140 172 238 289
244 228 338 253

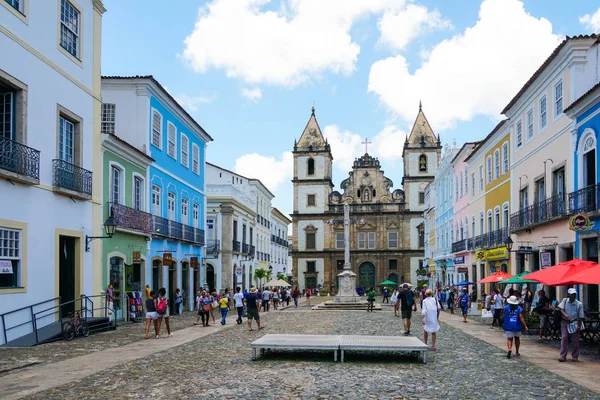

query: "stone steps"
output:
311 301 382 311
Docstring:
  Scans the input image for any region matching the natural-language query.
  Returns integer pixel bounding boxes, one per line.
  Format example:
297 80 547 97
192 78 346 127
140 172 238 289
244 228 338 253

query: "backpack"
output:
460 293 469 307
405 290 414 306
157 297 167 314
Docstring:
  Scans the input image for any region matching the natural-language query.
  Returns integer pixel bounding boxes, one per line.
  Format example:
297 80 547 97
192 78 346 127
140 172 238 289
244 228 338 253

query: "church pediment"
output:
386 222 400 230
406 104 439 147
338 159 401 205
296 108 326 148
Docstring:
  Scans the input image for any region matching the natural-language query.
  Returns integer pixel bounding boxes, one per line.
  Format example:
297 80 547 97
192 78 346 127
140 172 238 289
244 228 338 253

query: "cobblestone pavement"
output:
7 300 596 400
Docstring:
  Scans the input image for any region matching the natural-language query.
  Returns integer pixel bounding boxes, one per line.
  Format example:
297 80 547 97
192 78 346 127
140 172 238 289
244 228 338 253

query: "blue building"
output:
565 81 600 310
102 76 212 312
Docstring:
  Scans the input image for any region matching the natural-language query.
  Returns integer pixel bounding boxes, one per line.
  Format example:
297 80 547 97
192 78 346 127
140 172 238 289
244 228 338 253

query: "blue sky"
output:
101 0 600 218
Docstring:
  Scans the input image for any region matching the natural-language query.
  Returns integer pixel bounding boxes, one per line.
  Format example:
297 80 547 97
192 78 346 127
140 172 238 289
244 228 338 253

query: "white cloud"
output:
242 87 263 102
234 151 293 192
183 0 446 87
378 4 452 50
174 93 215 111
580 8 600 30
368 0 562 131
371 125 407 166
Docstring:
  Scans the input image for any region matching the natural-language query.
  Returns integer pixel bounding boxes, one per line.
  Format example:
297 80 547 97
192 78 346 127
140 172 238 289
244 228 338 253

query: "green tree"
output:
276 272 286 281
254 268 268 289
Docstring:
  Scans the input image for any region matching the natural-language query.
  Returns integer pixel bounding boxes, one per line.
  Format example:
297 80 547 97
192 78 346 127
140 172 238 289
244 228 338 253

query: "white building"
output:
0 0 105 342
270 208 291 278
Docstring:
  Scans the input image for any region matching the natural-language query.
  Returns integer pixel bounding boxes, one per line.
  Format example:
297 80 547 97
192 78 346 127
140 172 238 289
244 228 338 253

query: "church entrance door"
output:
358 262 375 289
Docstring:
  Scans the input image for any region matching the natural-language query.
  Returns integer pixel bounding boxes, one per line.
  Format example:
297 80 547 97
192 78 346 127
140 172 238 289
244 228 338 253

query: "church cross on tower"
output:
362 137 372 154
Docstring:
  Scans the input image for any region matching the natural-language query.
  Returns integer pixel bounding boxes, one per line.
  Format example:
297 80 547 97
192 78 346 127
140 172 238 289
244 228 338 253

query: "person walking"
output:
292 287 300 308
144 291 158 339
245 287 264 331
398 284 417 336
391 288 399 317
458 288 470 323
234 287 245 324
272 288 280 310
535 289 551 341
286 288 291 306
262 288 271 312
305 288 311 306
145 285 151 300
155 288 172 338
448 288 455 314
367 287 376 312
503 295 528 359
421 289 441 351
420 284 427 310
174 288 183 316
491 289 504 329
558 288 584 362
382 287 389 303
194 291 207 326
219 293 230 325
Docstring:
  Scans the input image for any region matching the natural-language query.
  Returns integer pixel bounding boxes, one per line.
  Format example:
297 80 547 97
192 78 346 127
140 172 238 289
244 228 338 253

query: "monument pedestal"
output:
313 269 381 311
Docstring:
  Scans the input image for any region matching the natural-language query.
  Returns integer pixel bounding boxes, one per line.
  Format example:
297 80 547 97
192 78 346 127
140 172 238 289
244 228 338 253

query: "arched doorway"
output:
206 264 215 293
358 262 375 289
151 259 161 293
181 261 189 310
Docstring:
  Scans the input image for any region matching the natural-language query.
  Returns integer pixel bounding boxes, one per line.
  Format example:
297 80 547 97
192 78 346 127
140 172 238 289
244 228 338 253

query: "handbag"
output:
212 301 218 309
242 309 248 318
203 304 211 312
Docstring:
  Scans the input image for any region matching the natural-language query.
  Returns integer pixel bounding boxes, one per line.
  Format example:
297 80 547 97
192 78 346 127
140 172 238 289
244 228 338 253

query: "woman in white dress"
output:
421 288 441 351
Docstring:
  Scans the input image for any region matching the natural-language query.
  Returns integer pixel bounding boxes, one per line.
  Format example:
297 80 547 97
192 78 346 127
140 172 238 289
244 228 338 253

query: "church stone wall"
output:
297 258 325 290
297 185 329 213
296 155 327 180
297 220 325 251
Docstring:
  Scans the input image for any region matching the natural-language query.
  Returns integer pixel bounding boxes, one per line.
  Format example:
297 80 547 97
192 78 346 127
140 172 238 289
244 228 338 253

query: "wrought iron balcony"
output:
472 227 508 249
232 240 241 252
183 224 195 242
194 228 205 245
271 234 276 243
108 202 152 233
0 136 40 184
152 215 170 237
249 245 255 257
242 243 250 254
452 239 467 253
206 239 220 252
510 194 568 233
169 220 183 239
52 159 92 198
568 184 600 215
329 203 406 213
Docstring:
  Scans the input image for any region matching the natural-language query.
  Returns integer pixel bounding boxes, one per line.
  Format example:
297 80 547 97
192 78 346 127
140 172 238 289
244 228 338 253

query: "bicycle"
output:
62 311 90 341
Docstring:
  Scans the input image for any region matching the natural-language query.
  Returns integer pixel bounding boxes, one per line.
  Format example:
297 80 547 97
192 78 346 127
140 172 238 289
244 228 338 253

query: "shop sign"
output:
416 275 427 281
162 253 172 265
236 266 243 277
540 251 552 269
190 257 199 267
132 251 141 264
485 247 508 261
454 256 465 265
0 260 12 274
476 250 486 261
569 214 594 231
457 267 468 273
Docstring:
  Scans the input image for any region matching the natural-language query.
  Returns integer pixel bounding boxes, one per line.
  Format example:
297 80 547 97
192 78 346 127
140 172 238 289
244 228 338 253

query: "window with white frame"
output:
503 204 509 228
110 166 122 204
539 95 547 129
502 142 508 174
101 104 115 135
151 110 162 149
527 109 534 140
487 211 492 233
134 176 143 210
471 216 475 237
167 192 175 220
192 203 199 228
5 0 24 13
167 122 177 159
0 227 21 288
58 115 75 164
464 170 468 196
180 134 189 168
493 150 500 179
358 232 366 249
181 198 188 224
59 0 80 58
516 120 522 148
554 80 563 117
336 232 344 249
152 185 161 216
479 212 484 234
460 173 463 197
486 156 492 183
455 176 458 199
494 208 500 230
471 172 475 196
192 144 199 175
388 232 398 248
368 232 376 249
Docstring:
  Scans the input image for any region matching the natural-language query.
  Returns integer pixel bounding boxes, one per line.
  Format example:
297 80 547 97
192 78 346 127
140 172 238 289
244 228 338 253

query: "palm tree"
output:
276 272 286 281
254 268 268 289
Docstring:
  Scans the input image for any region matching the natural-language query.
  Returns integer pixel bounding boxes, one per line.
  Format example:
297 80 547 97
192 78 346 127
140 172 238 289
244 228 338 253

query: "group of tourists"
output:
144 287 173 339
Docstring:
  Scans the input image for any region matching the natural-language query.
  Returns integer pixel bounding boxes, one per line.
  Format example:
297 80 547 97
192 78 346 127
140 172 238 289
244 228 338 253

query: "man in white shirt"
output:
262 288 271 312
233 287 245 325
558 288 585 362
491 290 504 329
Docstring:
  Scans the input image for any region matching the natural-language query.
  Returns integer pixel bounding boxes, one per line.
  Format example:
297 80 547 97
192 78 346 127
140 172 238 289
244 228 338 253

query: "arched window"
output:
579 130 597 189
502 142 509 174
419 154 427 172
152 185 161 216
372 189 376 198
493 150 500 179
307 158 315 176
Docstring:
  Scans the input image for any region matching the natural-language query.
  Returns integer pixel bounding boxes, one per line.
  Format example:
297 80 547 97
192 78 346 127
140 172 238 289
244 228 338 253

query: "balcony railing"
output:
170 221 183 239
452 239 467 253
242 243 250 254
52 159 92 197
0 136 40 183
206 239 220 252
472 227 508 249
510 194 568 233
152 215 170 237
232 240 241 252
271 234 276 243
329 203 405 213
183 224 195 242
152 216 203 244
249 245 255 257
109 202 152 233
568 184 600 215
195 228 205 245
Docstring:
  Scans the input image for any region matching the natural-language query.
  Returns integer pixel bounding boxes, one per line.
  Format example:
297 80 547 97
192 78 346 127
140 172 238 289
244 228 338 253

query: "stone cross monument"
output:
328 203 364 303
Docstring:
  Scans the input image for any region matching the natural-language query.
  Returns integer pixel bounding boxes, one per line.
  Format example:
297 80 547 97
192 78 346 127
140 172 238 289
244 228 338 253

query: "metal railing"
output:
249 245 255 257
152 216 204 244
52 159 93 196
109 202 152 233
232 240 241 252
472 227 508 249
206 239 220 252
170 221 183 239
242 243 250 254
194 227 205 245
0 136 40 182
152 215 170 237
183 224 195 242
510 194 567 232
329 203 406 213
452 239 467 253
568 184 600 215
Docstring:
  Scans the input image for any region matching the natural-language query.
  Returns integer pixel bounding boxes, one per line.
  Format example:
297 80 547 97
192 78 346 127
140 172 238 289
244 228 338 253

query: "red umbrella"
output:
477 271 513 284
525 259 599 286
553 262 600 285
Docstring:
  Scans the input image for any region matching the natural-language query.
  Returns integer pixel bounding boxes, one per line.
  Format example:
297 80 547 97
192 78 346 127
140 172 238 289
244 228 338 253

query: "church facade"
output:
291 106 441 292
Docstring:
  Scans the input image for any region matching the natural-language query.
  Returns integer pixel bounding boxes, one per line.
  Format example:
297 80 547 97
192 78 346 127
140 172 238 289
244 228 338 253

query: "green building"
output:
102 133 154 320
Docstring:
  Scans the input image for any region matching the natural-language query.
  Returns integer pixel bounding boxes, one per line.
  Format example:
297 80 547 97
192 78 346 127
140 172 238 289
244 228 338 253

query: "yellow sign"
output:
476 250 486 261
485 247 508 261
132 251 141 264
569 214 594 231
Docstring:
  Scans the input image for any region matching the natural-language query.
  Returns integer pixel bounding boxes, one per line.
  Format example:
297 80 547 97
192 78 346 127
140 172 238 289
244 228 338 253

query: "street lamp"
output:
85 216 117 252
505 236 514 252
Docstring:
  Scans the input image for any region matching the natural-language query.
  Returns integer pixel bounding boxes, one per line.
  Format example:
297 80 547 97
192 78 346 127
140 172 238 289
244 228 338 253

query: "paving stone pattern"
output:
16 305 598 400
